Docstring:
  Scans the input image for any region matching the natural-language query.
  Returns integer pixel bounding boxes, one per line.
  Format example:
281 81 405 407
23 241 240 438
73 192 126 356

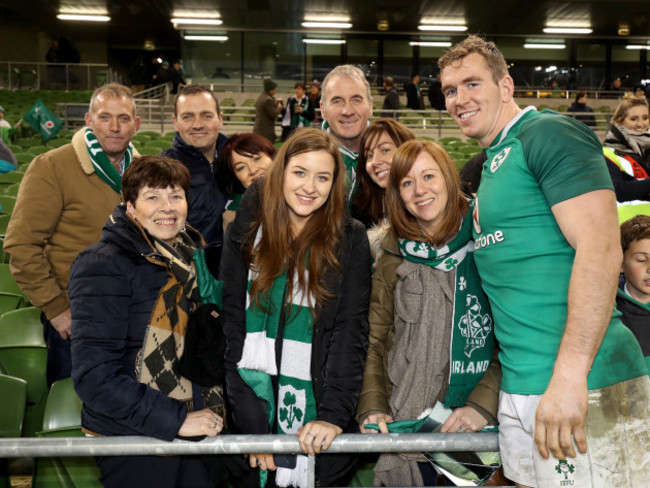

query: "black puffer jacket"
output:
221 181 371 486
163 132 228 245
69 205 203 441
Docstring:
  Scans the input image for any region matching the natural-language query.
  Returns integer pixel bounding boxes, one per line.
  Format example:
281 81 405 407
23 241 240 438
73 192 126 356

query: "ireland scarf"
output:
322 119 358 200
237 231 316 488
84 127 133 193
397 208 494 407
225 192 243 211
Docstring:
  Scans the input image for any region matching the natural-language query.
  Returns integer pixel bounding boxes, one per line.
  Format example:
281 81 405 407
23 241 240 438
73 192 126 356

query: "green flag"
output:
23 99 62 142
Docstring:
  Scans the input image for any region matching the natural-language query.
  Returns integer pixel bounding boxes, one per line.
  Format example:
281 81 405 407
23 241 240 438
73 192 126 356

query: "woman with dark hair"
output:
221 128 371 487
357 140 499 486
69 156 224 487
350 118 415 228
216 132 277 232
603 94 650 203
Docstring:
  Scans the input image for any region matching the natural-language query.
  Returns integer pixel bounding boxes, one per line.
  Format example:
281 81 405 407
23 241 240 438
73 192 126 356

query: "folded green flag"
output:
366 406 501 486
23 99 63 142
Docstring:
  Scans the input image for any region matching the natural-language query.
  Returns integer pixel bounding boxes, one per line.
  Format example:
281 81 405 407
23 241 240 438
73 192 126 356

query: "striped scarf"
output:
397 209 494 407
237 229 316 488
83 127 133 193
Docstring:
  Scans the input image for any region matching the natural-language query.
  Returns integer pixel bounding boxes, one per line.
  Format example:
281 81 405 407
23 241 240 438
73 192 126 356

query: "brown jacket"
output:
356 226 500 425
4 128 137 319
253 91 282 143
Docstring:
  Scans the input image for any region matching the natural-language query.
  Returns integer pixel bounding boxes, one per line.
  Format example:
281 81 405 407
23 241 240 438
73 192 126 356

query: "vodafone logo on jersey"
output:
490 146 512 172
473 198 481 235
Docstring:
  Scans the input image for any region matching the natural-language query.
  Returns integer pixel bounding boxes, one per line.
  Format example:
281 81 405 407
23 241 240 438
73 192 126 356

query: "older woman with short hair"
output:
70 155 224 488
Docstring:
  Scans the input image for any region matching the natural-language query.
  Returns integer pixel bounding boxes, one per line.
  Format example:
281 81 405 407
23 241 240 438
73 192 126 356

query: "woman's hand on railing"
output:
359 412 394 434
178 408 223 437
248 453 276 471
297 421 343 456
440 406 488 433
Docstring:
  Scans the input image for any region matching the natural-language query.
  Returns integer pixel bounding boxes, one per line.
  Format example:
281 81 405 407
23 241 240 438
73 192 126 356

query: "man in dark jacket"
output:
163 85 228 247
428 73 446 110
381 76 400 118
405 73 422 110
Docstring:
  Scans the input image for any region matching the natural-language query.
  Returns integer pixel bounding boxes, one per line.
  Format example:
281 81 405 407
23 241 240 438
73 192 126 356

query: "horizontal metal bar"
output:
0 433 498 458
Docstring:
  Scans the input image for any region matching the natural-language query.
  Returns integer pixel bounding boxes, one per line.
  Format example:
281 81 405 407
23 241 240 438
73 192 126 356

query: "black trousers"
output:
95 455 214 488
41 313 71 387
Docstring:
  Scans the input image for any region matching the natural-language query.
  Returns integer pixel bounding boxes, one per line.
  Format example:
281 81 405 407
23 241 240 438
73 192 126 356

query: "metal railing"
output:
0 433 506 488
53 100 614 139
0 62 121 91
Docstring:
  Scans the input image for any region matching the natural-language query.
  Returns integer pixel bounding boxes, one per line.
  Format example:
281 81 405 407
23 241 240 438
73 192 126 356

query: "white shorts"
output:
498 375 650 488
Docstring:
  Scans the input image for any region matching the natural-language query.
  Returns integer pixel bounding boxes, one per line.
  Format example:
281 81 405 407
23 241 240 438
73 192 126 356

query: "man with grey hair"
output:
5 83 141 385
320 64 373 194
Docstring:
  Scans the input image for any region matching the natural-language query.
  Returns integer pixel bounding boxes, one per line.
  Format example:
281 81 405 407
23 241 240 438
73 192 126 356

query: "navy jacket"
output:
70 206 203 441
163 133 228 245
221 181 371 485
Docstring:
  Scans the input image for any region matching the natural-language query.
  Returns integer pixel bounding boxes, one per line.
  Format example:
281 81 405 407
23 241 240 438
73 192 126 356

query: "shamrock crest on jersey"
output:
459 294 493 358
490 146 512 172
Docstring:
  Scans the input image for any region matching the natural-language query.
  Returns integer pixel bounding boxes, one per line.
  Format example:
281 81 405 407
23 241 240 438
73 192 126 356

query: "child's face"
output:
622 238 650 304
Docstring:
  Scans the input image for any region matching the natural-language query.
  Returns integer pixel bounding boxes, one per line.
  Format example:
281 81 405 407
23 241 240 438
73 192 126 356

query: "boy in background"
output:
618 215 650 371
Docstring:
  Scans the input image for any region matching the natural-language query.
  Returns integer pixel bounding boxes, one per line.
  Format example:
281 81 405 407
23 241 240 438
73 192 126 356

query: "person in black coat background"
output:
405 73 422 110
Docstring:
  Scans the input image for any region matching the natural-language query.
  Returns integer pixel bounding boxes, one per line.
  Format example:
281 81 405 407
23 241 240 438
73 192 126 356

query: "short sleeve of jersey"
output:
518 112 614 207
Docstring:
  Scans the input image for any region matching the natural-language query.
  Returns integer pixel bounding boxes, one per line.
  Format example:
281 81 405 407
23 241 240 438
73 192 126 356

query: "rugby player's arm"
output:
534 189 621 460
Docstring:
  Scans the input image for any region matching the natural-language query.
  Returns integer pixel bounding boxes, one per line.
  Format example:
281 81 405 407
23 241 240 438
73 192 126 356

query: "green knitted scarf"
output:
397 209 494 407
237 230 316 488
83 127 133 193
225 192 243 211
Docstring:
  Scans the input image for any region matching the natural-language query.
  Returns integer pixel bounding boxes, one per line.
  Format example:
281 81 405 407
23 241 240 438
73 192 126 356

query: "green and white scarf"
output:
397 208 494 407
84 127 133 193
237 230 316 488
225 192 243 211
322 120 358 200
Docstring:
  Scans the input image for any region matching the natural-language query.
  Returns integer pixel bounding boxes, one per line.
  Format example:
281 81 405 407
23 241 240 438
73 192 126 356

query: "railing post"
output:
307 455 316 488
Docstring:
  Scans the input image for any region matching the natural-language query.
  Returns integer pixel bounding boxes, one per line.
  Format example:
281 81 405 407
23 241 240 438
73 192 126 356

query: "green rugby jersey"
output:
473 107 647 394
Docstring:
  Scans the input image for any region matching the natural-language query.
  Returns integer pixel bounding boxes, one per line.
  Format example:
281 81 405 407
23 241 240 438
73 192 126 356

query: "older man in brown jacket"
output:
4 83 140 386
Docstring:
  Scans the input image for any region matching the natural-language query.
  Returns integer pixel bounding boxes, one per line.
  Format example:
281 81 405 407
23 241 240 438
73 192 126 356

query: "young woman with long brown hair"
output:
221 128 371 488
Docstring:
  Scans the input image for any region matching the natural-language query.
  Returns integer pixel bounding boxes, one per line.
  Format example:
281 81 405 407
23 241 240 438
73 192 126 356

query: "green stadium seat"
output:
13 153 35 164
0 215 11 236
0 195 16 214
0 373 27 488
0 346 47 436
26 146 49 156
0 172 23 184
439 136 462 145
0 264 25 297
2 183 20 196
0 307 46 437
33 378 103 488
0 307 44 346
137 131 162 139
0 238 8 264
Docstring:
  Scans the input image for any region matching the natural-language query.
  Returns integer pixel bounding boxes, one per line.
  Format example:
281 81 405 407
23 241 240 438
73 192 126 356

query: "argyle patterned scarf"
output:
135 230 200 403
